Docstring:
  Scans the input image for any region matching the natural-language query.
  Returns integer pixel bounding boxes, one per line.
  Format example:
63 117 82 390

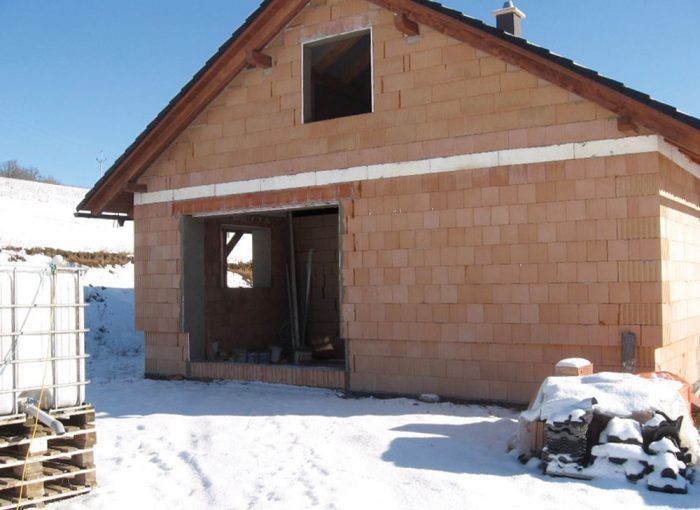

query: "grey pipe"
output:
20 399 66 435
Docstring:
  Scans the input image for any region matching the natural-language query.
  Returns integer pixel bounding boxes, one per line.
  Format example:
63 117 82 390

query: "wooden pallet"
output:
0 405 96 507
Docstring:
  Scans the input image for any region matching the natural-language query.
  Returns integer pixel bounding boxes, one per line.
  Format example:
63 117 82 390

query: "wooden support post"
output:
394 13 419 37
245 49 272 69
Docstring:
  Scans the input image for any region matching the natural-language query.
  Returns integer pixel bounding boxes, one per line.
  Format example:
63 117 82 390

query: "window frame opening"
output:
220 226 271 289
302 28 374 124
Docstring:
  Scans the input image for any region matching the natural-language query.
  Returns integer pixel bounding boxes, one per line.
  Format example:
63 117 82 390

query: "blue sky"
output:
1 1 698 188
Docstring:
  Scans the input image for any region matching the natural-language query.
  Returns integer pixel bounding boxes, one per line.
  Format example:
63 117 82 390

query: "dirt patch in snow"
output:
1 246 132 268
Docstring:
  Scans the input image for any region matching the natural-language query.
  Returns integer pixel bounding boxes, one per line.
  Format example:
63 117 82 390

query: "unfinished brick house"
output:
78 0 700 403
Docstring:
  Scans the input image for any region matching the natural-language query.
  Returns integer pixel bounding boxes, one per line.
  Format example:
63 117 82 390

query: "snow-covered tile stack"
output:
542 398 595 479
512 372 700 496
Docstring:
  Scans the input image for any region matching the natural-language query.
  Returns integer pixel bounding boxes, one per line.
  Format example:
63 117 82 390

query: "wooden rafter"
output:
394 13 419 37
225 231 245 257
313 36 365 74
123 182 147 193
338 47 371 83
311 72 368 101
245 49 272 69
617 116 640 135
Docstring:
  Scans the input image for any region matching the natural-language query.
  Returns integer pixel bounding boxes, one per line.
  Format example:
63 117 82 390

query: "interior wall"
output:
203 214 288 356
293 210 342 358
181 216 206 362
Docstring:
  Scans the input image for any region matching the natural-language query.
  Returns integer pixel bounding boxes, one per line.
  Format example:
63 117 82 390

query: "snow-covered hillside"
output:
0 177 133 252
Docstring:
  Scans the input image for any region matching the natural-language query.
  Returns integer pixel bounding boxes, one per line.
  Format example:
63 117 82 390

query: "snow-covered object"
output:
525 372 687 420
591 443 651 462
517 372 699 463
649 437 681 455
556 358 591 369
644 413 668 429
521 397 594 425
647 469 688 494
0 177 133 252
599 417 643 445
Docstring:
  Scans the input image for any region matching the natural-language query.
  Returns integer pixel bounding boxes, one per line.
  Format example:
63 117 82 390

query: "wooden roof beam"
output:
617 116 640 135
124 182 147 193
245 49 273 69
394 13 420 37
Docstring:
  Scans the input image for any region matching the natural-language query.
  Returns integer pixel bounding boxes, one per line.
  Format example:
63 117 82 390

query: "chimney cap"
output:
493 1 526 21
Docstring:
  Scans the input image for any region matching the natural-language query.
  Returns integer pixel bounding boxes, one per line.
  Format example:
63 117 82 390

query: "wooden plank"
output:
0 466 95 490
0 486 91 510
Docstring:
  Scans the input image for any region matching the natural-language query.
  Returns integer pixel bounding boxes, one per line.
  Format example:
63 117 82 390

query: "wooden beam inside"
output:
394 13 419 37
225 231 245 257
245 49 272 69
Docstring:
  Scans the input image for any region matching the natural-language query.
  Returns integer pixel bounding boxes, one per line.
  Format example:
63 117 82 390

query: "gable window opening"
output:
303 29 372 123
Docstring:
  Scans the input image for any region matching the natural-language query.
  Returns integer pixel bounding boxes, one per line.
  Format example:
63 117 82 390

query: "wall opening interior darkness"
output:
304 30 372 123
200 207 343 368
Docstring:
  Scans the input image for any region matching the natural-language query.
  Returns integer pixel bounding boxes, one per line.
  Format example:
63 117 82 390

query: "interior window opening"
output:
224 230 254 289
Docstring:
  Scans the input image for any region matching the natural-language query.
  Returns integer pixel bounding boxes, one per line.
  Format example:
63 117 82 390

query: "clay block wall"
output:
202 214 288 355
293 211 342 358
343 152 664 402
659 156 700 384
133 202 188 376
140 0 624 193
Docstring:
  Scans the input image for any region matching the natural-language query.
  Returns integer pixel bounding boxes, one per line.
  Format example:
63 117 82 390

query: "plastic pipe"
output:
20 399 66 435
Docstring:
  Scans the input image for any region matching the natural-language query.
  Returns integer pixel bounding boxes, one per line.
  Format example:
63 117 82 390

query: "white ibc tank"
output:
0 265 87 417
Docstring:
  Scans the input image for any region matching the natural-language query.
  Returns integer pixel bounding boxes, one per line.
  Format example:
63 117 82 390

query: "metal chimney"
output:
493 1 526 37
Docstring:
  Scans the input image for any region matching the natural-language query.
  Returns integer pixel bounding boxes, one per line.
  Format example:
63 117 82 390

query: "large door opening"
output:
182 206 344 371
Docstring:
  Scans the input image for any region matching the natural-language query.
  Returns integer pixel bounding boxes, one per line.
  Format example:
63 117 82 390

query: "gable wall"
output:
139 0 625 193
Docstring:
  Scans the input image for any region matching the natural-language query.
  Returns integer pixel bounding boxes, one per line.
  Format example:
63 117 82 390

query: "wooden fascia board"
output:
370 0 700 158
85 0 310 215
